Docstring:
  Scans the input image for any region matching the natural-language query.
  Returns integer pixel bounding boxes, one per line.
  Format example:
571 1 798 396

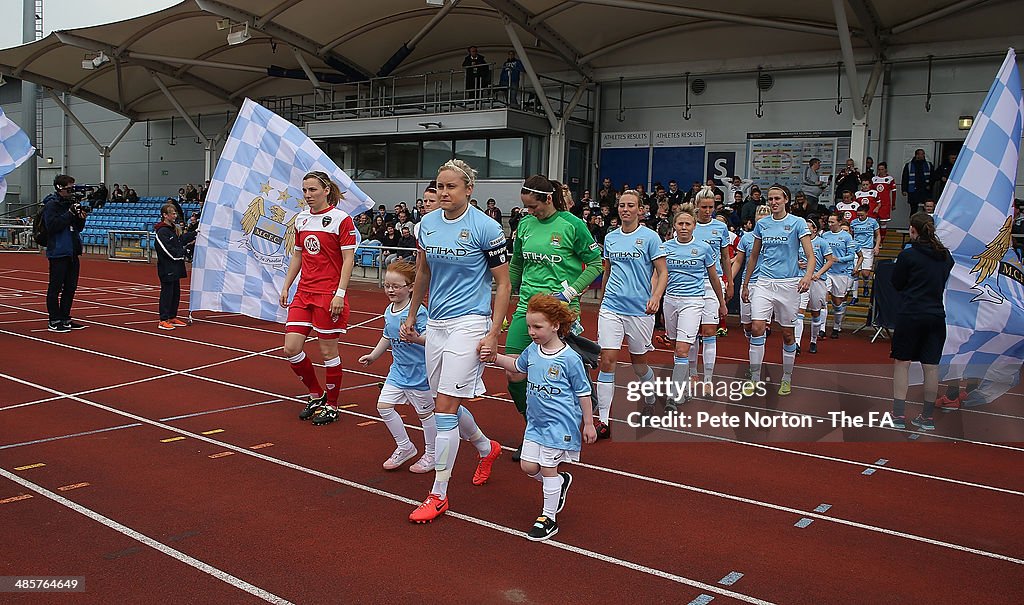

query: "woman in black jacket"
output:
154 202 197 330
890 212 954 431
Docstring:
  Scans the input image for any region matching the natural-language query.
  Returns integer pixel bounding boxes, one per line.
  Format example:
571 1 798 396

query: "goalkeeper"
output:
506 175 603 460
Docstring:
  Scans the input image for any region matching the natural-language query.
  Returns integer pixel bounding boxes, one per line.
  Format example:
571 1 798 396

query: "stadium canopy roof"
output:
0 0 1021 121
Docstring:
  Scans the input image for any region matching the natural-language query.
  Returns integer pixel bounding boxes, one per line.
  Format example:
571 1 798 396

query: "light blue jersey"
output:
752 213 810 279
820 230 858 275
692 220 731 276
417 205 507 320
664 237 714 298
737 230 762 284
797 235 834 274
850 217 880 251
383 302 430 390
515 342 591 451
602 225 666 316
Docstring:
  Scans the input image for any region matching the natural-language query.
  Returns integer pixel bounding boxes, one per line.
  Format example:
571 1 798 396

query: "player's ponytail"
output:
522 174 568 211
909 212 948 255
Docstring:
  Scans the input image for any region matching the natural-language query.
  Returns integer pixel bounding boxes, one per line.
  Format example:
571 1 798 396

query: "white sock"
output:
749 334 766 382
431 413 460 498
378 405 411 450
793 312 805 346
701 336 717 382
542 475 561 520
635 365 656 405
810 313 821 344
419 412 437 457
834 303 847 329
782 342 797 382
818 308 828 333
672 356 690 401
457 405 491 457
687 342 699 378
596 371 615 423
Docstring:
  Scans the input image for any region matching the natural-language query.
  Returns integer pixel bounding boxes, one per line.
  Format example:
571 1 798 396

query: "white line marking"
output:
0 371 779 605
85 312 137 318
0 467 293 604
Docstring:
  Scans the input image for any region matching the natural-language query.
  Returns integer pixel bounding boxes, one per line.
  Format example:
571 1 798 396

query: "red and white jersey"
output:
293 205 358 295
872 175 896 209
854 189 880 216
836 199 859 223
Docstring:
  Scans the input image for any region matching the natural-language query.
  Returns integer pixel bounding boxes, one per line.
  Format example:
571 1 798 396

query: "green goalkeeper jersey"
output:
509 210 603 315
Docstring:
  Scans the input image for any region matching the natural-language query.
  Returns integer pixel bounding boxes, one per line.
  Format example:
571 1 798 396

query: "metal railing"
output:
260 63 594 127
354 243 419 287
107 230 153 262
0 222 38 253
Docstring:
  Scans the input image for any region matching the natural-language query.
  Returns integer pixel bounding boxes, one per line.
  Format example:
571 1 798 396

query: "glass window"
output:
526 135 544 176
387 141 420 178
356 143 385 179
327 142 356 174
455 139 487 178
488 138 523 178
422 140 453 178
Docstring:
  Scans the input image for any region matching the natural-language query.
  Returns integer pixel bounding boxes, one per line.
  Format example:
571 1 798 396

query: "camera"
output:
70 184 95 202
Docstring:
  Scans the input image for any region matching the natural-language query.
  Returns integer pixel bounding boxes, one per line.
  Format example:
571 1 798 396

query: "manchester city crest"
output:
547 365 561 379
459 229 471 242
237 182 301 270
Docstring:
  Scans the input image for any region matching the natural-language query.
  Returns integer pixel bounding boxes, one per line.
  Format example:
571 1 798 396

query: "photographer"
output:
42 174 88 333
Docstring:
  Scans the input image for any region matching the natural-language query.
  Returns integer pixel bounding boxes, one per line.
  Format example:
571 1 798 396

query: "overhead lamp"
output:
418 121 442 129
81 51 110 70
958 115 974 131
227 23 251 46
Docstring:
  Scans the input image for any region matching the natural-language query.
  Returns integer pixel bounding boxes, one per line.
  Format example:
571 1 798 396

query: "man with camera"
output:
42 174 88 333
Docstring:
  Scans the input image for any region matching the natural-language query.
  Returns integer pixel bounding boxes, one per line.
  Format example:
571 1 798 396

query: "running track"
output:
0 254 1021 604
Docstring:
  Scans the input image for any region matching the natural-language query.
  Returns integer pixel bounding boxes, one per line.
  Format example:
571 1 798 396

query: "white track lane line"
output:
1 330 1023 564
0 371 779 605
0 466 293 604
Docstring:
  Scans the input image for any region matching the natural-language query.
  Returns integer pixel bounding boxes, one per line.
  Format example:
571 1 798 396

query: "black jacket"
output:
891 241 954 317
154 221 197 282
42 193 85 259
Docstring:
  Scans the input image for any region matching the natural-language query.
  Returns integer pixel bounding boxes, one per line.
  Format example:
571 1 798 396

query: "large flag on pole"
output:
933 48 1024 405
0 105 36 201
190 98 373 323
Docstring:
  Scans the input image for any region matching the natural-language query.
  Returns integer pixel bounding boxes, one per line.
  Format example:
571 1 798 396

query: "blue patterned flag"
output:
0 106 36 200
933 49 1024 405
190 98 373 323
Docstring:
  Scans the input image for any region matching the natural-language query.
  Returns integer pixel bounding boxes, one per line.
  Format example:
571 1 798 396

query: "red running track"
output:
0 254 1022 604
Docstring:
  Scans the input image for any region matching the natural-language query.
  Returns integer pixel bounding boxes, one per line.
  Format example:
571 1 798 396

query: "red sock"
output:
324 356 343 405
288 351 322 396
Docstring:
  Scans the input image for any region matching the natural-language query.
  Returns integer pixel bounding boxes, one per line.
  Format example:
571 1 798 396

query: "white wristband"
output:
335 288 346 299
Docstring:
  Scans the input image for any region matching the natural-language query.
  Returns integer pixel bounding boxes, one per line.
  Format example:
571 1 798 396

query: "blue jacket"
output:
42 193 85 259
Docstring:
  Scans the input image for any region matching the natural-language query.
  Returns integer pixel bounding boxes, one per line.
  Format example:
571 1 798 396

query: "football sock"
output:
324 356 342 405
378 404 411 449
431 413 460 498
782 342 797 382
542 475 561 520
457 405 491 456
749 334 766 382
701 335 717 382
287 351 322 396
596 371 615 424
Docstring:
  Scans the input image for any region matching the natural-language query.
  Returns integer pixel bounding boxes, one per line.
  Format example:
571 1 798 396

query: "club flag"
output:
933 48 1024 405
0 105 35 180
190 98 373 323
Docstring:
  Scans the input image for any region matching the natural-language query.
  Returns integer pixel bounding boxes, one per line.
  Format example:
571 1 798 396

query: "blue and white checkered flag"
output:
190 98 373 323
933 48 1024 405
0 106 35 180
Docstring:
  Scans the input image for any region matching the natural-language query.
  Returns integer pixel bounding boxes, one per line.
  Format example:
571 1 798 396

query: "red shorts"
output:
286 290 349 339
876 200 892 221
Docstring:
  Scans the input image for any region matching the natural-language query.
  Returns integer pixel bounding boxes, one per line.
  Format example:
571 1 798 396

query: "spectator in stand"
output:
375 204 393 224
371 215 388 242
88 182 108 208
588 214 605 245
201 180 210 202
357 213 374 240
683 180 702 204
470 199 480 209
580 189 595 209
863 157 875 180
634 184 649 204
185 183 199 201
791 191 811 218
177 187 187 203
719 174 755 204
801 158 828 211
835 159 860 196
111 184 126 203
508 207 523 234
485 198 503 223
463 46 489 100
902 149 934 215
741 188 765 226
1012 198 1024 263
581 207 593 226
380 224 402 266
395 226 417 261
413 199 425 222
608 216 620 230
935 151 957 199
923 199 936 215
667 180 684 206
599 177 616 206
395 209 415 234
499 50 524 107
126 188 139 203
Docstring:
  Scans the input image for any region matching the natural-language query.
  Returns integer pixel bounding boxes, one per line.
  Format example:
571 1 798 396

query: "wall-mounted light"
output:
958 115 974 130
227 23 251 46
45 157 54 164
418 121 442 129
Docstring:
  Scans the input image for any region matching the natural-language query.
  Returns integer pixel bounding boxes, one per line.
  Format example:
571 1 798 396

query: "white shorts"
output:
751 278 801 328
598 308 654 355
663 295 703 344
520 438 579 467
859 248 875 271
425 315 490 399
378 383 434 413
828 274 853 298
807 279 828 312
701 280 725 325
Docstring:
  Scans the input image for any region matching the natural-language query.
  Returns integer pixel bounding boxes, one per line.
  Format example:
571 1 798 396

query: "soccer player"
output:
494 294 596 541
507 175 602 453
280 171 358 426
872 162 896 237
850 204 881 301
835 190 859 224
663 205 726 408
688 187 734 385
820 215 859 339
412 180 438 240
359 261 436 473
732 205 771 341
596 190 668 431
740 185 815 396
403 159 510 523
794 216 834 354
854 175 880 218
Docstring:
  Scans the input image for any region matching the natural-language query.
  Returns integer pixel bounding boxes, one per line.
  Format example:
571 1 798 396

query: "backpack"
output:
32 210 47 247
